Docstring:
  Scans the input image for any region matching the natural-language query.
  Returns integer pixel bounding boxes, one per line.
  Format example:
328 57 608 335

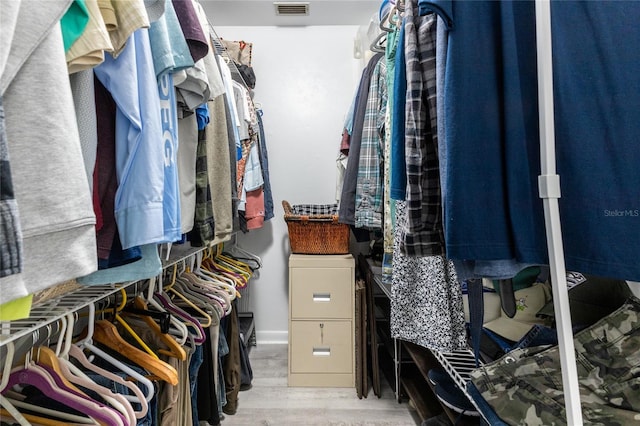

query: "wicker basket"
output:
282 200 350 254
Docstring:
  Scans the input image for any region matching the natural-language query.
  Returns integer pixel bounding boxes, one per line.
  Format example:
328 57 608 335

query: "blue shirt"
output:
94 28 165 249
422 0 640 280
148 1 193 244
389 21 407 201
420 0 546 265
148 0 194 77
550 1 640 280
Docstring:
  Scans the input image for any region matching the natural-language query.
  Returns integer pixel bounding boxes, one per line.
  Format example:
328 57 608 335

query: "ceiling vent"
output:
274 2 310 16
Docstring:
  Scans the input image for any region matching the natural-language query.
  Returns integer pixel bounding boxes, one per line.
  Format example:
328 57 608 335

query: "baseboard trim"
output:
256 330 288 345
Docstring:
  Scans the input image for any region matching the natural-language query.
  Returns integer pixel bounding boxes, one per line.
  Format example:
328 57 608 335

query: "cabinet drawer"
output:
290 268 352 319
290 320 352 374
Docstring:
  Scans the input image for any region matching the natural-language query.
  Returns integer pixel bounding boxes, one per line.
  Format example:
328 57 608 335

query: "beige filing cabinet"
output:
288 254 355 387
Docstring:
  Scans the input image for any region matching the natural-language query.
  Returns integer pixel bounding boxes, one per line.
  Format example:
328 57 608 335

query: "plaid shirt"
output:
355 57 387 229
189 129 215 247
400 0 444 257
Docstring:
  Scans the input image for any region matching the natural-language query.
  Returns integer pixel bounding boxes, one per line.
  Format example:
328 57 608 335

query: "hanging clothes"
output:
399 2 444 257
65 0 113 73
354 54 387 230
149 0 194 243
339 52 384 226
0 0 97 306
388 1 466 354
106 0 150 58
60 0 90 52
419 0 547 269
189 111 216 247
256 109 275 222
382 18 401 279
171 0 209 63
391 201 467 352
192 0 235 244
93 28 166 249
0 97 22 281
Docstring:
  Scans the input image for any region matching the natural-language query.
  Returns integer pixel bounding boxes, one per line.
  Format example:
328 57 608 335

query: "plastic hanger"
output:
157 265 207 341
180 273 231 317
153 291 206 344
174 276 227 320
34 319 86 397
51 315 136 425
143 276 189 345
194 262 238 296
3 363 123 426
0 342 30 426
0 341 15 393
370 31 387 53
1 394 96 424
0 404 86 426
379 6 397 32
35 346 86 398
224 245 261 271
200 257 243 294
1 330 120 426
215 245 252 277
165 286 212 328
163 265 213 328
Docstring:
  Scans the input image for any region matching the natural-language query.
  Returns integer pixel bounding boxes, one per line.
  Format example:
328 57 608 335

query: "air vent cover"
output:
274 2 310 16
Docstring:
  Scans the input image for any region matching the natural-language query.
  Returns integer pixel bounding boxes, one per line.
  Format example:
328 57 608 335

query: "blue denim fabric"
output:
516 324 557 349
84 366 155 426
189 343 204 426
467 279 484 367
218 327 229 411
483 324 558 355
466 381 509 426
256 110 274 221
88 355 157 426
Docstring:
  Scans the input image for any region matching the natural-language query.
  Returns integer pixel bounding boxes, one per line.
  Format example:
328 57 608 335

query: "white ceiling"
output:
200 0 381 26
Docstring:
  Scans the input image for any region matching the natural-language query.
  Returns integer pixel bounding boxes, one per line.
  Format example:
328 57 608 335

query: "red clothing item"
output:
245 188 265 230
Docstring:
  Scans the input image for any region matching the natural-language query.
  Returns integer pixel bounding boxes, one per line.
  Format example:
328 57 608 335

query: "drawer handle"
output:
313 293 331 302
312 347 331 357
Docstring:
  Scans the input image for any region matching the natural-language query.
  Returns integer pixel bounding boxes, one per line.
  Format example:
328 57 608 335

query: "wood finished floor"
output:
220 344 420 426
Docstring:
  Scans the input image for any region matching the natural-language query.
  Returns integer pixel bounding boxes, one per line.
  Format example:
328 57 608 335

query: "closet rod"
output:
205 20 254 95
534 1 583 424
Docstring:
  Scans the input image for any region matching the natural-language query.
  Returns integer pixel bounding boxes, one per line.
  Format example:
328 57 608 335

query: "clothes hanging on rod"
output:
342 0 640 423
0 0 97 309
338 0 467 353
1 243 259 424
0 0 274 311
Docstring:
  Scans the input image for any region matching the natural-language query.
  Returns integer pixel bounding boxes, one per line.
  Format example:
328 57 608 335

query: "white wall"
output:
217 26 363 343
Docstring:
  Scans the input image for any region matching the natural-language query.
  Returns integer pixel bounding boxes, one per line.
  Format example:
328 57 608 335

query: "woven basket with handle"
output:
282 200 350 254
